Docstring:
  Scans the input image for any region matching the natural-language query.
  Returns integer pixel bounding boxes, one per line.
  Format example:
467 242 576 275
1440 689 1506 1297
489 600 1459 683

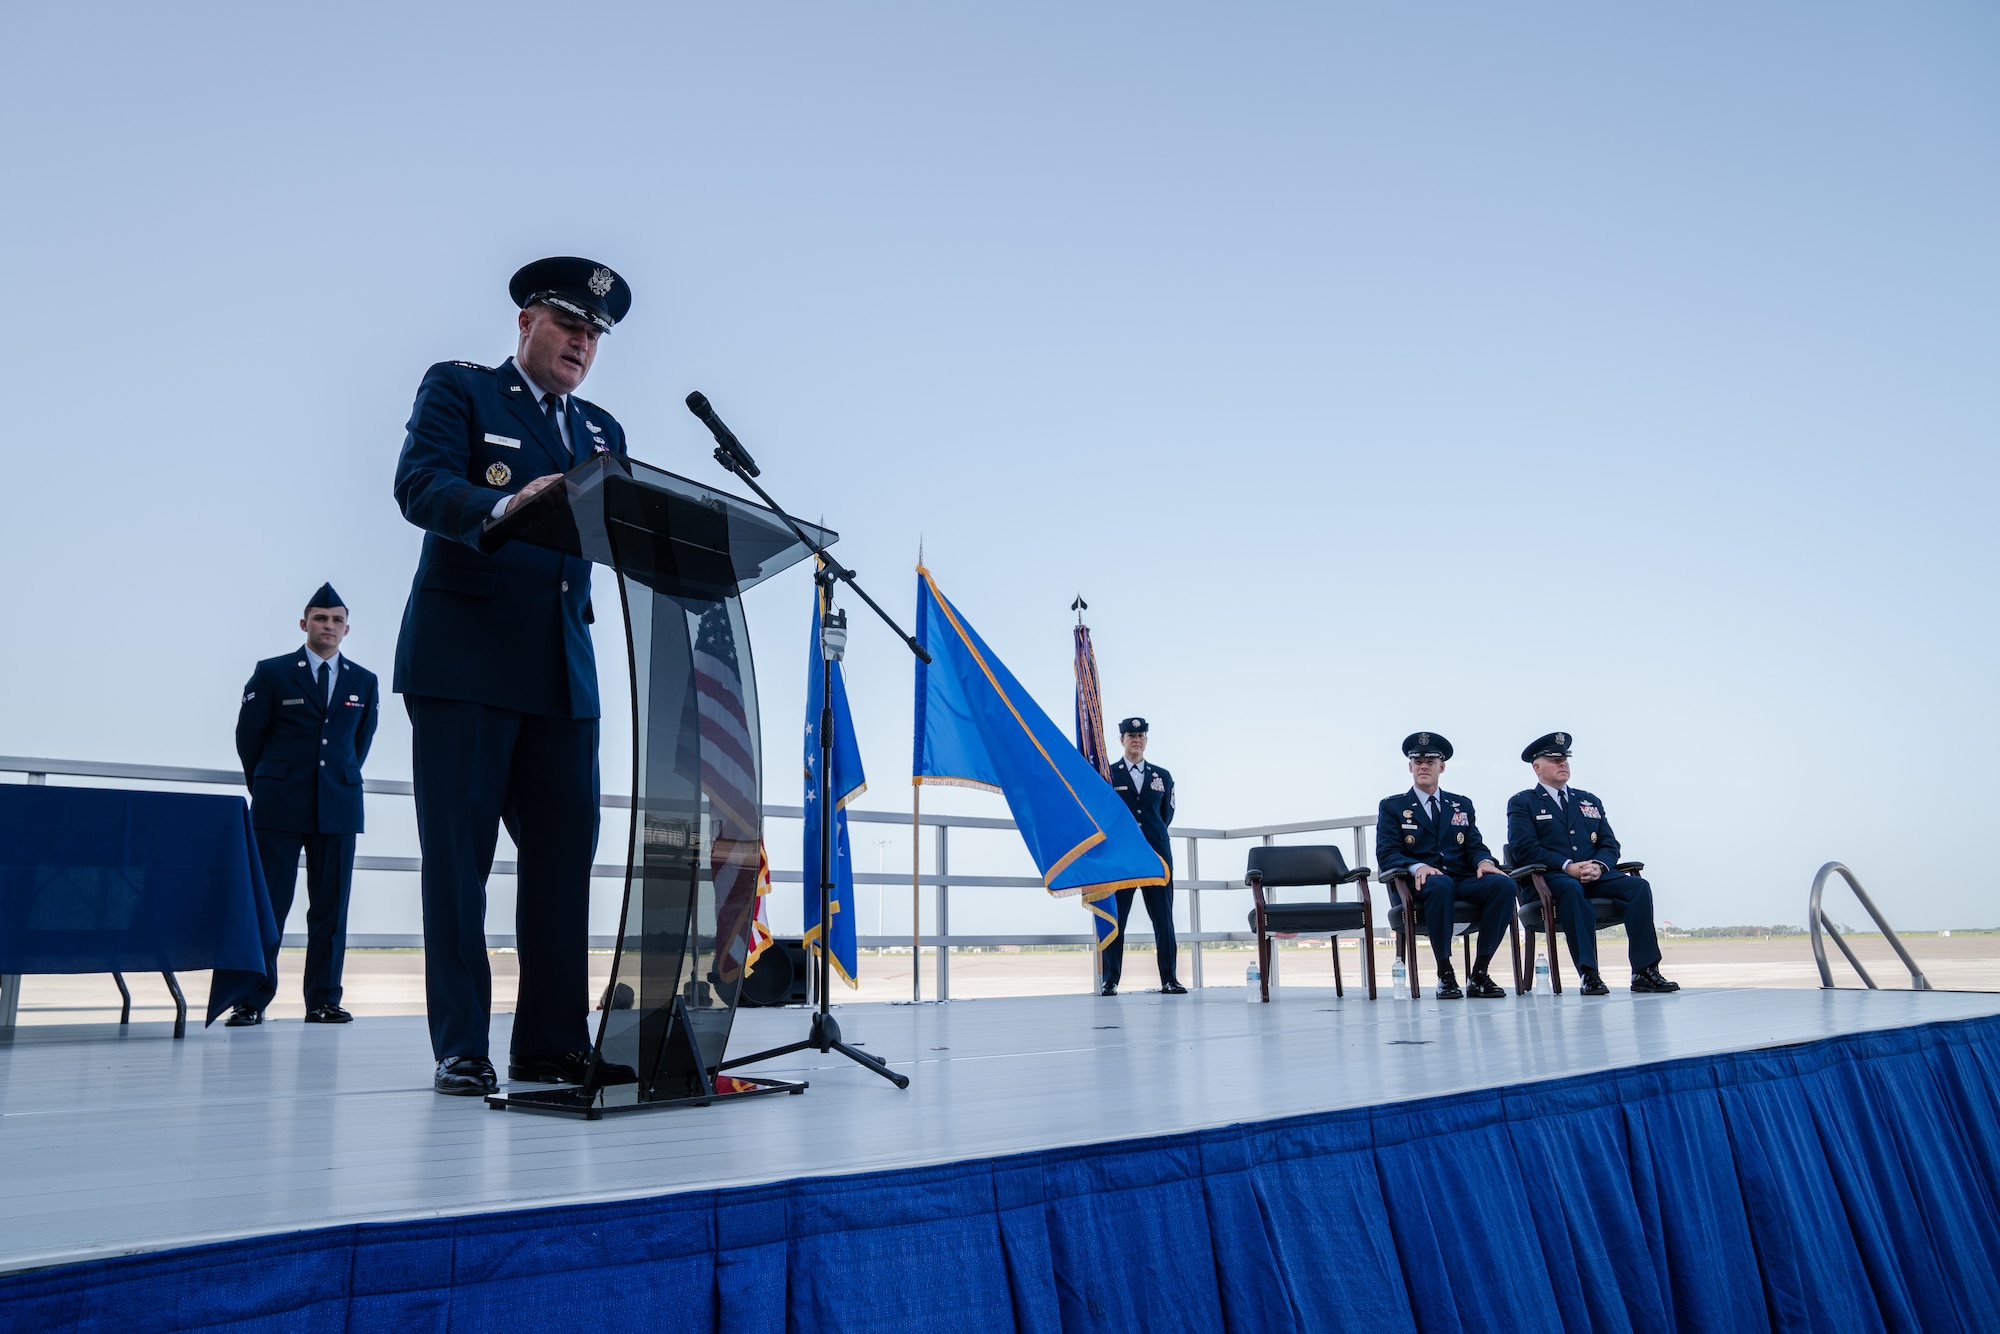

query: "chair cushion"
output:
1386 897 1490 930
1518 897 1627 931
1256 902 1367 934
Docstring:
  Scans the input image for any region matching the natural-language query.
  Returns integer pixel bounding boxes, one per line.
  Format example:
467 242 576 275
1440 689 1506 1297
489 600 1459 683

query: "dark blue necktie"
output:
543 392 569 465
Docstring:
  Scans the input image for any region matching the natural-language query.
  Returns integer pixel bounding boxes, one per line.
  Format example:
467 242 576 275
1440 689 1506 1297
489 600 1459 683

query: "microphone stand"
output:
708 440 925 1090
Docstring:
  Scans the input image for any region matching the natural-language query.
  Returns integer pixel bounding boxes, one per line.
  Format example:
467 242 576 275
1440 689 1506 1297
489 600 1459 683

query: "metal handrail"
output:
1 754 1371 999
1809 861 1931 990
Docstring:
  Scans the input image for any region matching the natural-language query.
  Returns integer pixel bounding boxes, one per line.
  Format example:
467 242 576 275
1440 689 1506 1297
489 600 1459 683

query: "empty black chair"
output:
1510 861 1645 994
1379 869 1520 999
1245 845 1376 1002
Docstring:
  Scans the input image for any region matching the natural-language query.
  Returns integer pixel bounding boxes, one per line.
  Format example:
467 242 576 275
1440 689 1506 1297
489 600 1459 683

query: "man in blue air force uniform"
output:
1505 732 1679 996
1101 717 1186 996
1373 732 1513 999
393 257 641 1096
231 584 379 1025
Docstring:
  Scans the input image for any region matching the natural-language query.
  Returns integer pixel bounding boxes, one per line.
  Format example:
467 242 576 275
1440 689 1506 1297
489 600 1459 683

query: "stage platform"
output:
6 985 2000 1330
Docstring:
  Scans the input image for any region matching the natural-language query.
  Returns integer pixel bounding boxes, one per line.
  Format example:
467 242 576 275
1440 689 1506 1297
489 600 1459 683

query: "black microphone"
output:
685 391 760 477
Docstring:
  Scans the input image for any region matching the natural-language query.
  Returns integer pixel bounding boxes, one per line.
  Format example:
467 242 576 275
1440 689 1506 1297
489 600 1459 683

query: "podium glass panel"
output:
479 453 829 1116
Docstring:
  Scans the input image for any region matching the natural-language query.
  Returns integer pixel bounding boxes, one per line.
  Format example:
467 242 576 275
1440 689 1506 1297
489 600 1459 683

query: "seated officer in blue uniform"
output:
393 257 640 1095
1101 716 1186 996
231 583 379 1025
1505 732 1679 996
1373 732 1513 999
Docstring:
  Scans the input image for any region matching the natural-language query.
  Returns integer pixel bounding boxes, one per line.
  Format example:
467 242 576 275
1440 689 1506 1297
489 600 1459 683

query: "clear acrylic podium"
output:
477 451 831 1118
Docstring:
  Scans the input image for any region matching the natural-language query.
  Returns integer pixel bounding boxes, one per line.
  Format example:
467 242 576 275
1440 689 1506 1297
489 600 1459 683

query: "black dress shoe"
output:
224 1005 263 1027
508 1050 639 1087
303 1004 353 1024
1099 982 1118 997
1632 965 1682 994
435 1056 498 1096
1432 962 1465 1000
1160 979 1188 995
1466 967 1507 999
1578 968 1611 997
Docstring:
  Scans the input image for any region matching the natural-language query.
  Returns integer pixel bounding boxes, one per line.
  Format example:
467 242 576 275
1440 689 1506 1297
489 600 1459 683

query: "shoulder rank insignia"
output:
451 360 492 372
487 461 512 486
243 691 255 701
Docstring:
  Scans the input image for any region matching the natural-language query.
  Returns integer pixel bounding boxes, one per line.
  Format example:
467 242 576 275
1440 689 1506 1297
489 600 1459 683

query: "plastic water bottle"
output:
1535 953 1550 992
1392 957 1408 1000
1245 961 1261 1001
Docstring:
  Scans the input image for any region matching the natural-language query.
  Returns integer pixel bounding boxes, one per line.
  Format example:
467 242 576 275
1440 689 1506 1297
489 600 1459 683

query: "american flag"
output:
1074 617 1120 953
693 603 764 987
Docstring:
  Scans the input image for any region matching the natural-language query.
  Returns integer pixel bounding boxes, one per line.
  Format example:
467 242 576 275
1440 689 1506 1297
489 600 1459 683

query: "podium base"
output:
484 1073 806 1121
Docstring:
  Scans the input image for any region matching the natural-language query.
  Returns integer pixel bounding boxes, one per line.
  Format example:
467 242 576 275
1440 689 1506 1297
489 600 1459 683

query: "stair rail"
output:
1809 861 1931 990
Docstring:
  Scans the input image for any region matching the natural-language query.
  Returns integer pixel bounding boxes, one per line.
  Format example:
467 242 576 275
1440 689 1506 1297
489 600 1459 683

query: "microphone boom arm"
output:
705 439 932 666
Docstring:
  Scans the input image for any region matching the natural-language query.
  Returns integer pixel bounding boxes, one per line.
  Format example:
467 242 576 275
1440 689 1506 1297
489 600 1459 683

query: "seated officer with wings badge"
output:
1505 732 1678 996
1373 732 1513 999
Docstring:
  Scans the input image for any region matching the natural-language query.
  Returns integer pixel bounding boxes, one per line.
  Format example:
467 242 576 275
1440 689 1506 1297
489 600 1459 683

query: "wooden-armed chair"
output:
1379 870 1521 1000
1245 845 1376 1003
1509 861 1646 994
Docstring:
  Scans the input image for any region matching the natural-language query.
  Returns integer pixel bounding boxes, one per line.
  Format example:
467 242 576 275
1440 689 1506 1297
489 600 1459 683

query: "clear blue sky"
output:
2 4 1994 937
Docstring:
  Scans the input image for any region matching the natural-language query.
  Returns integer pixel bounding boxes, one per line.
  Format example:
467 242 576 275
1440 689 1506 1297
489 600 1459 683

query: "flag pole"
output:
911 784 922 1003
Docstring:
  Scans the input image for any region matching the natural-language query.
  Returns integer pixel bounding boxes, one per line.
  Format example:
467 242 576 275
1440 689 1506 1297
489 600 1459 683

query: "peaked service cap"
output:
509 256 632 332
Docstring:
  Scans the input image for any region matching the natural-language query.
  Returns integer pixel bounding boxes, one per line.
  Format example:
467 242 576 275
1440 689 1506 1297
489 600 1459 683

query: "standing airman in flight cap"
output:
1373 733 1514 998
232 583 379 1025
392 257 639 1095
1505 733 1679 995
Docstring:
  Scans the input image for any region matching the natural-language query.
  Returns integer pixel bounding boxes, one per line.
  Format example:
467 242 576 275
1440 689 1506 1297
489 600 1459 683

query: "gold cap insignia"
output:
1556 732 1568 746
588 267 614 296
1418 732 1429 745
487 461 512 486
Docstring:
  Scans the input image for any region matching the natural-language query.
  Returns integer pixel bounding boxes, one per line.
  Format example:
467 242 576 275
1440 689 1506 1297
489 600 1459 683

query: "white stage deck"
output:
3 985 1996 1278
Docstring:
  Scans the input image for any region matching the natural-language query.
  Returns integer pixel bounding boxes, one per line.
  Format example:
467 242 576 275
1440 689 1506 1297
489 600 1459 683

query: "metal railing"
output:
1809 861 1931 990
1 755 1372 1000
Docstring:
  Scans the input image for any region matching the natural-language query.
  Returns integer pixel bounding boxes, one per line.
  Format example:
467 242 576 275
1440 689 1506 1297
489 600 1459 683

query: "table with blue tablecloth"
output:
0 784 279 1035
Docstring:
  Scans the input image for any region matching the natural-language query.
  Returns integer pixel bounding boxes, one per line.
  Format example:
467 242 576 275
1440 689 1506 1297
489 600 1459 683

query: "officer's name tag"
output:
1400 824 1419 831
282 698 305 706
483 433 521 449
1534 813 1553 820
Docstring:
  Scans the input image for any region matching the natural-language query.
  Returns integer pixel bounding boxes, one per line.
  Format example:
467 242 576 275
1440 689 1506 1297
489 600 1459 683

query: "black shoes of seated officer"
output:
1431 962 1507 1000
1578 967 1613 996
1632 965 1681 994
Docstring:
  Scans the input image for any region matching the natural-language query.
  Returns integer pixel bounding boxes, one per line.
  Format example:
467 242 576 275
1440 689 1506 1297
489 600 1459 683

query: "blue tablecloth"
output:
0 785 279 1025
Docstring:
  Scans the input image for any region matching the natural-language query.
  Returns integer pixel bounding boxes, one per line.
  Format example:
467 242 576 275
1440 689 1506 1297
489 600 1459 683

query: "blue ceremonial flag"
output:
1073 618 1122 954
913 566 1167 910
805 575 865 987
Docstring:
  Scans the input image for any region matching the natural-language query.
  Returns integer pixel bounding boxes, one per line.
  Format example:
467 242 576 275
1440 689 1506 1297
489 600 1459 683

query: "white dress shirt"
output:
1412 787 1443 821
306 647 340 702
